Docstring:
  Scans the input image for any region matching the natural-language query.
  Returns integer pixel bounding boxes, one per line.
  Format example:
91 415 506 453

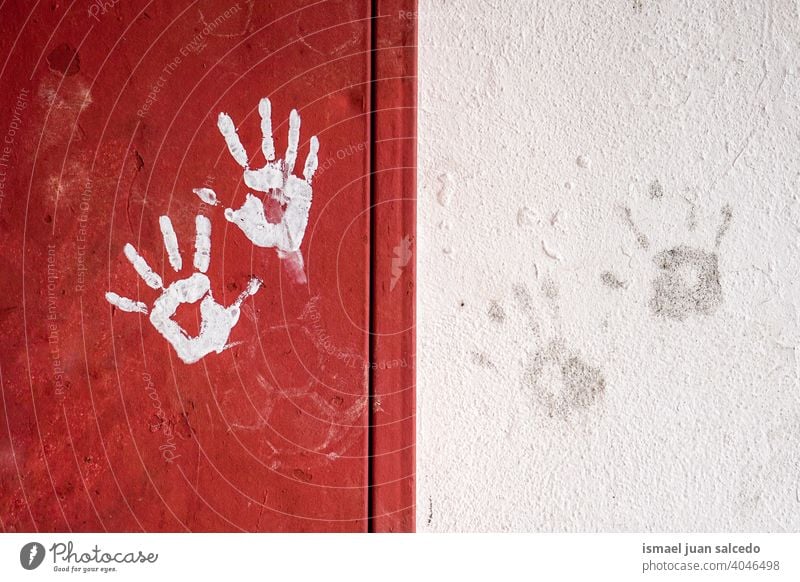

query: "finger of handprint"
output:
158 216 182 272
303 135 319 183
123 243 163 289
258 97 275 161
284 109 301 175
105 291 148 314
217 112 249 168
233 277 263 307
192 187 219 206
193 215 212 273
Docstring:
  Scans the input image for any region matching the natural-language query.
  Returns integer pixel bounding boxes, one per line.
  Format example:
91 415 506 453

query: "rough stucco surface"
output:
417 0 800 531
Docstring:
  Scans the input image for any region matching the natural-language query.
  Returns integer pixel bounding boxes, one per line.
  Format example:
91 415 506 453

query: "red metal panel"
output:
0 0 414 533
368 0 417 532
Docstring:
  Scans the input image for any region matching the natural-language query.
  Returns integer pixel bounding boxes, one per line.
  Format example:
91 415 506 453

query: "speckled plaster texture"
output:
417 0 800 531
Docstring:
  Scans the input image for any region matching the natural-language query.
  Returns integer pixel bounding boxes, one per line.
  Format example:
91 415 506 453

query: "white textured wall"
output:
417 0 800 531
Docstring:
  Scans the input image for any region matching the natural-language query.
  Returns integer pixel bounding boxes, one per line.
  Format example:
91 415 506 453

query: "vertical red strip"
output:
368 0 417 532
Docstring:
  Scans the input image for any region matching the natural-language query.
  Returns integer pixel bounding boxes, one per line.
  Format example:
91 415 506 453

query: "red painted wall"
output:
0 0 415 532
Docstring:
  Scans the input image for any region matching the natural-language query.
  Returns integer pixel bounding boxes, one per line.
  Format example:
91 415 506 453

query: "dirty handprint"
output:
607 187 733 321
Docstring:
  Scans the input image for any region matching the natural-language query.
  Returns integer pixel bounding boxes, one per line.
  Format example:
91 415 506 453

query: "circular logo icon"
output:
19 542 46 570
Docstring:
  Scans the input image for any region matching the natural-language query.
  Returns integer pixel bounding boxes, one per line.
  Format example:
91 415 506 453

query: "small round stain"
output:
292 468 312 482
47 43 80 76
576 155 591 169
436 173 453 207
564 181 573 190
649 179 664 199
517 206 535 227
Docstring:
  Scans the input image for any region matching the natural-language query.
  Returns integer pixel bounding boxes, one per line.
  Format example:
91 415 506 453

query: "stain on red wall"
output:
0 0 415 532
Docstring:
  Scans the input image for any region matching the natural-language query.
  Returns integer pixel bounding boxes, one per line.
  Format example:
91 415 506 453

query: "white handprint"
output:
105 215 262 364
197 97 319 281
